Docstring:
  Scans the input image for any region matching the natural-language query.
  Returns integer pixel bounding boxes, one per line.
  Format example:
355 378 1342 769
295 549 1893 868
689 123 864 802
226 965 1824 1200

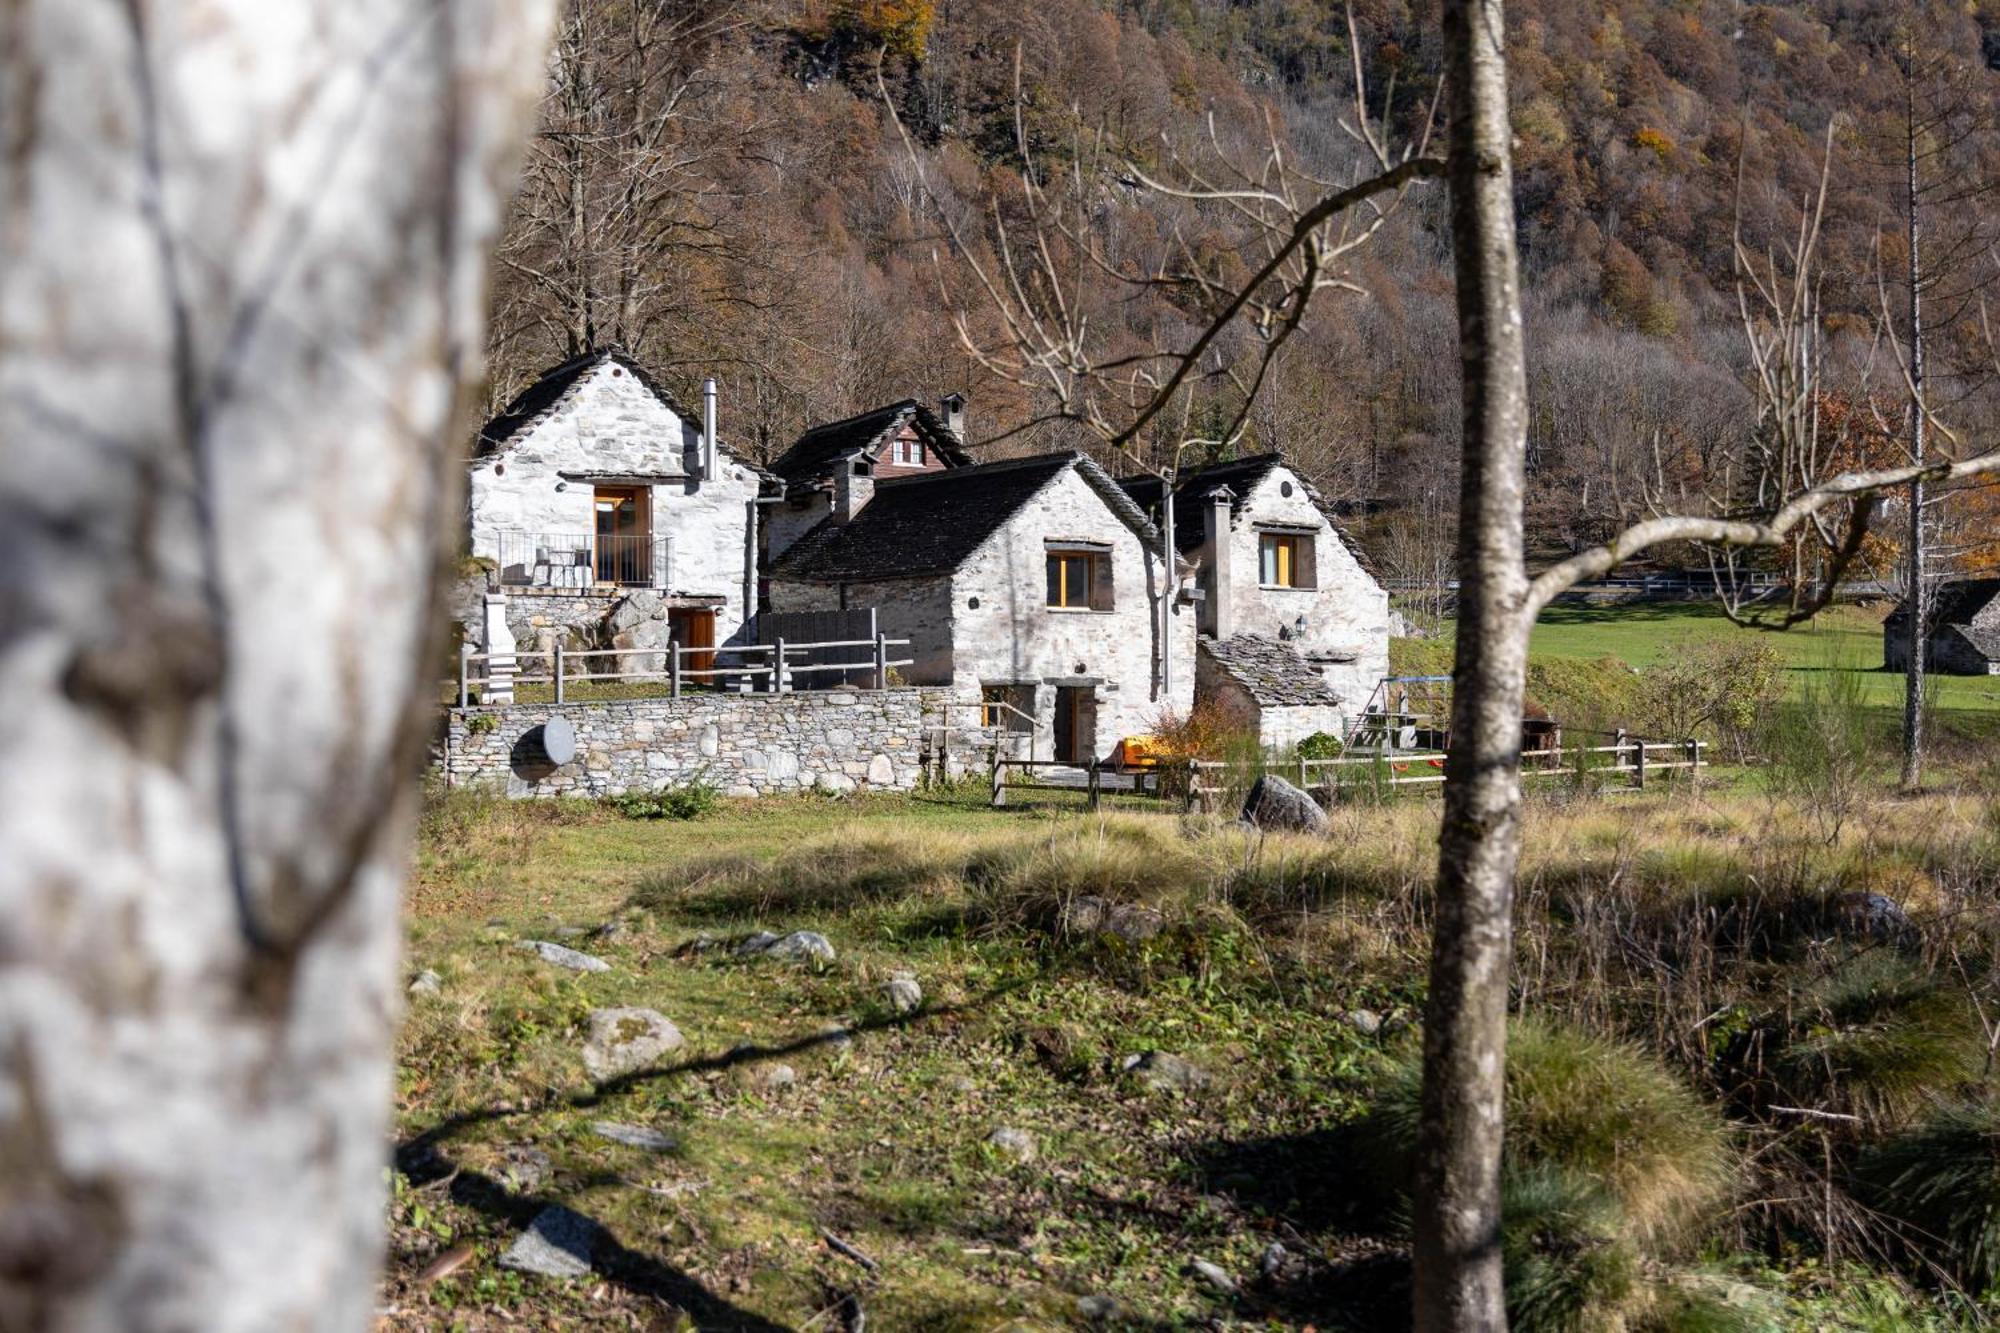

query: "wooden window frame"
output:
1045 547 1112 610
1258 531 1313 589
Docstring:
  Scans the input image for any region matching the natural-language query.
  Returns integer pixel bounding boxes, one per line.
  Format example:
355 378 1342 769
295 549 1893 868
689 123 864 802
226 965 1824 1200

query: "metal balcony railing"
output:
493 531 670 589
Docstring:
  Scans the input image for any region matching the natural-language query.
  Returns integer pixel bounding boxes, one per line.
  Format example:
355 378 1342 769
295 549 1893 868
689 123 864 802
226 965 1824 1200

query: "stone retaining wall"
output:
436 687 959 798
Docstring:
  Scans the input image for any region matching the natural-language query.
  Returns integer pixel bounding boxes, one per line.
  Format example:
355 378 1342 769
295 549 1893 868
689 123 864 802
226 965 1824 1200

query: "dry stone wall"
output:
437 687 954 798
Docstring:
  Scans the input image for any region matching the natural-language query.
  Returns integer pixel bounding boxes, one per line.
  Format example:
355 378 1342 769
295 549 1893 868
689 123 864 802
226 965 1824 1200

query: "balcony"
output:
494 531 671 590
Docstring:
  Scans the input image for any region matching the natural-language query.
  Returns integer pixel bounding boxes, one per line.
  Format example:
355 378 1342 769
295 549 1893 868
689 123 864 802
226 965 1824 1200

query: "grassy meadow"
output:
385 600 2000 1329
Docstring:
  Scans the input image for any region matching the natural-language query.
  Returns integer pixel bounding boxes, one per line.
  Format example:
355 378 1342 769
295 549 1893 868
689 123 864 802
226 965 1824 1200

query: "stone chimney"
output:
1203 485 1235 640
938 392 966 443
832 457 874 523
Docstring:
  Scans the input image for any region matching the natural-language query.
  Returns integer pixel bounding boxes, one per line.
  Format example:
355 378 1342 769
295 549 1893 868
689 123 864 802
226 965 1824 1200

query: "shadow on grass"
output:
395 988 1023 1329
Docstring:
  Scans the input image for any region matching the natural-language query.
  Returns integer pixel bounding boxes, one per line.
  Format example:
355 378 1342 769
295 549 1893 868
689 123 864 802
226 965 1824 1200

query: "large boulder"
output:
606 589 665 633
1240 775 1329 835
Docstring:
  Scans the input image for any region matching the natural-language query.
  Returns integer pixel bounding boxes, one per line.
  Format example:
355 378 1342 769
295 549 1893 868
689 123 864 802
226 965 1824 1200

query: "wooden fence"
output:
452 634 913 706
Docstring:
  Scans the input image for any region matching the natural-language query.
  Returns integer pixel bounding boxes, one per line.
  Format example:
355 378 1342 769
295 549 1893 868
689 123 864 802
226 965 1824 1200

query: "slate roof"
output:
769 400 972 489
1884 578 2000 634
1200 634 1345 707
474 348 767 474
1950 624 2000 660
1118 454 1302 554
769 451 1163 584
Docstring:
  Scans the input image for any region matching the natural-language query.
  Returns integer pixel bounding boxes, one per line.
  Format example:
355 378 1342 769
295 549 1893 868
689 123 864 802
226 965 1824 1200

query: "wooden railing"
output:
452 633 913 707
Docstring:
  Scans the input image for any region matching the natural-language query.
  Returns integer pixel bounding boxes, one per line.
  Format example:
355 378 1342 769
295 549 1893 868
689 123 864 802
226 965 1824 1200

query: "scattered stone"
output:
882 972 923 1015
517 940 610 973
589 920 626 942
1121 1050 1208 1093
590 1121 678 1153
987 1126 1037 1163
677 932 723 957
499 1206 598 1279
1240 775 1330 835
757 1063 798 1092
493 1144 553 1194
818 1022 855 1050
1191 1258 1238 1295
408 969 442 997
945 1075 977 1094
1259 1242 1288 1279
733 931 780 956
1831 891 1913 943
1347 1009 1384 1037
1059 895 1165 942
549 925 588 939
764 930 836 964
1076 1294 1120 1322
581 1007 685 1081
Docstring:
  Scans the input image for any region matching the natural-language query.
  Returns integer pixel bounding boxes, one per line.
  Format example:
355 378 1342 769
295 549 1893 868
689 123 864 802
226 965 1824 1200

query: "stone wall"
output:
436 687 956 798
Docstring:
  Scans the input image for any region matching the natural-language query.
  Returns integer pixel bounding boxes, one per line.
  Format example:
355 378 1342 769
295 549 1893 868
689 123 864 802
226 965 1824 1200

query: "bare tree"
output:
0 1 552 1325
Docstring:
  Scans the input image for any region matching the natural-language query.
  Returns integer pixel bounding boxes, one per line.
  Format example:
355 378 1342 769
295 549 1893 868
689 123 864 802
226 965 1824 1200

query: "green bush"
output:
1364 1020 1735 1244
1500 1166 1638 1333
608 779 719 821
1855 1102 2000 1292
1767 661 1877 842
1296 731 1344 760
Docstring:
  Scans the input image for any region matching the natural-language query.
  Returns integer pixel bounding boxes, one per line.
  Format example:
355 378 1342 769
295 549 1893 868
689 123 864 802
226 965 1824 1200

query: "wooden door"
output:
1053 686 1085 764
669 608 715 680
593 486 649 585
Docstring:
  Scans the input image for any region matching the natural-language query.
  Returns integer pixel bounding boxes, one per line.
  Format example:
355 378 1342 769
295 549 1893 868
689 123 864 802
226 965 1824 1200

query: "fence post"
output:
1297 753 1308 790
989 741 1006 808
773 637 787 693
1087 759 1101 812
458 643 472 709
874 632 889 690
553 642 565 705
668 640 681 699
1634 740 1647 790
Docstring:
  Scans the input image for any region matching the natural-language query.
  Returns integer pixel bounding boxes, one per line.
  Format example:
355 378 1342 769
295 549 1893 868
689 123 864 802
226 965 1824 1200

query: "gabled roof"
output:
1200 634 1346 707
1884 578 2000 631
1944 623 2000 662
474 349 766 474
769 400 972 489
1118 454 1303 554
770 451 1163 584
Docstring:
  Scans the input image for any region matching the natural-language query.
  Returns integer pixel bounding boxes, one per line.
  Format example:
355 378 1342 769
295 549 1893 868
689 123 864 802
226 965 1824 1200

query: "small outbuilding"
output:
1884 578 2000 676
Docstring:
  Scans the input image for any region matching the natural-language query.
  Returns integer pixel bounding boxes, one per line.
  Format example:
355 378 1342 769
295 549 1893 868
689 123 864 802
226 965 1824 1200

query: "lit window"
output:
1260 533 1306 587
980 685 1008 726
1046 550 1109 609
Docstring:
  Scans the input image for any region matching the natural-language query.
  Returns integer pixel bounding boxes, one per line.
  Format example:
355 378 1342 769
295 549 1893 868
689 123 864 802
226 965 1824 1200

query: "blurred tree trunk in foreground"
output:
0 2 552 1327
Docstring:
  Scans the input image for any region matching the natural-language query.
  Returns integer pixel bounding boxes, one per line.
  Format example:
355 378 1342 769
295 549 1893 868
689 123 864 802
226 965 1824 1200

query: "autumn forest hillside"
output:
486 0 2000 565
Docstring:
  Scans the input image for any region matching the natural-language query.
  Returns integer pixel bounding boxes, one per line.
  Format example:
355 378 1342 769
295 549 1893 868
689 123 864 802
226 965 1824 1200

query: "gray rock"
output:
756 1063 798 1091
818 1022 854 1049
606 589 665 633
549 925 588 939
408 969 442 997
1831 891 1913 943
518 940 610 973
1076 1294 1120 1321
1060 895 1165 942
743 930 835 964
1191 1258 1238 1294
677 932 723 956
590 1121 678 1153
882 973 923 1015
1122 1050 1208 1093
1240 775 1329 835
500 1206 598 1279
945 1075 977 1094
1347 1009 1384 1037
581 1007 685 1081
589 920 626 942
1259 1242 1288 1278
987 1126 1037 1163
494 1144 552 1193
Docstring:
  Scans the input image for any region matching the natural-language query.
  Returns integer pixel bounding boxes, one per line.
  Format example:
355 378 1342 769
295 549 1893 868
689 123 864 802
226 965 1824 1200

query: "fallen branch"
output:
820 1228 881 1274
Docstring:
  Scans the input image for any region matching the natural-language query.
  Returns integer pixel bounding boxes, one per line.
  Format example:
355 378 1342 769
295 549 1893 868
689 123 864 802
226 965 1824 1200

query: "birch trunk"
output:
1414 2 1531 1329
1899 72 1929 793
0 2 552 1327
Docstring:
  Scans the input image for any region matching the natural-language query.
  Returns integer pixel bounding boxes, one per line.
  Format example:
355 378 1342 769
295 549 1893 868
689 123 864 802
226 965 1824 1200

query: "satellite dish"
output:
542 714 577 765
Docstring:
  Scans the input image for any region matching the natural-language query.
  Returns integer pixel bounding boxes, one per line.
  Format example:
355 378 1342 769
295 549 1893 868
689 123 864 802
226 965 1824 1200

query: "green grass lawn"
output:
1526 600 2000 712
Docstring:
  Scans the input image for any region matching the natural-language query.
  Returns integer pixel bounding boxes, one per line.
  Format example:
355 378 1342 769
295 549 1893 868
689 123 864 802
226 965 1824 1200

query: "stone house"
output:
767 451 1196 762
763 396 973 562
1884 578 2000 675
465 350 767 660
1121 454 1390 748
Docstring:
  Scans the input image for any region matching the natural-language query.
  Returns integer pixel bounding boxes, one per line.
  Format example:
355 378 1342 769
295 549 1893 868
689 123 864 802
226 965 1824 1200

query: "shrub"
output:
1854 1102 2000 1291
1363 1020 1734 1245
1296 731 1344 760
1501 1166 1639 1333
1767 663 1877 842
1633 634 1787 758
608 779 719 821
